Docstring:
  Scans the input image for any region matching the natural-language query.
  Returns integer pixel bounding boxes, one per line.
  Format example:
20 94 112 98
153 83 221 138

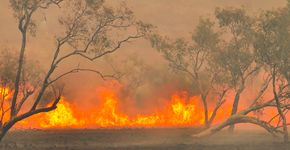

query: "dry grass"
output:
0 128 289 150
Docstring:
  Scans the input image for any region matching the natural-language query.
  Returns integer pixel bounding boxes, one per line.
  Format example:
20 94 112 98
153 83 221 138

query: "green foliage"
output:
9 0 55 36
0 48 42 89
215 7 253 39
85 0 104 7
254 8 290 82
0 49 18 85
150 17 222 93
209 8 256 88
192 18 219 51
150 34 189 74
58 0 149 56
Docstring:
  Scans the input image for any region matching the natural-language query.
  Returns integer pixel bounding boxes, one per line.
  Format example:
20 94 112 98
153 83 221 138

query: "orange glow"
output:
40 98 83 128
0 87 9 97
4 81 284 129
16 89 208 128
0 86 11 122
95 93 130 127
91 91 204 127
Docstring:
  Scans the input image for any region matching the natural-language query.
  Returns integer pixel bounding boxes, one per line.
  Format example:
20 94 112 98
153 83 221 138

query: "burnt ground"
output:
0 128 289 150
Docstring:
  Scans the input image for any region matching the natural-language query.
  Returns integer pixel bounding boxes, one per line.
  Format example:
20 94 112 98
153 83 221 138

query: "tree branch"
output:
48 68 117 86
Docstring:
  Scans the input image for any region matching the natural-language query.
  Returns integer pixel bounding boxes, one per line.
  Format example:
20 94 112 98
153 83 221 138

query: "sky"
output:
0 0 288 103
0 0 286 55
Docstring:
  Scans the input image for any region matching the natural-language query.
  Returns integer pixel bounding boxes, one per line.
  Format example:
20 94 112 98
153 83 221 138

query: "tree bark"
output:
229 86 244 132
272 66 289 143
11 31 27 118
10 11 34 118
0 128 8 142
193 115 279 138
201 94 209 128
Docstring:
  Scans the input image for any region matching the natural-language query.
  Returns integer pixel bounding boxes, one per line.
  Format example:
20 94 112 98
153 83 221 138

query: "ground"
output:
0 128 289 150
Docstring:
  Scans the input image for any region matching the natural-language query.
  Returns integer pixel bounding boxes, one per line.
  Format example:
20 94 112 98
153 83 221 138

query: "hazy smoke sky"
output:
0 0 287 104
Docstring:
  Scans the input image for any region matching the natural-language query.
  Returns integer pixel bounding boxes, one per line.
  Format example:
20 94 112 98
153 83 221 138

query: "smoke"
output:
0 0 288 119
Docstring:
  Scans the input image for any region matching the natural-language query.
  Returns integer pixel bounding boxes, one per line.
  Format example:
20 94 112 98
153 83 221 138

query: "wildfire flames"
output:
40 99 80 128
2 81 283 129
20 92 206 128
2 81 231 129
0 86 12 122
92 92 204 127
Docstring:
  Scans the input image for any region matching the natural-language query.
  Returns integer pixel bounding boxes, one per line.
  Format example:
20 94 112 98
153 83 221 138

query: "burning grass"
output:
0 80 284 129
16 91 208 128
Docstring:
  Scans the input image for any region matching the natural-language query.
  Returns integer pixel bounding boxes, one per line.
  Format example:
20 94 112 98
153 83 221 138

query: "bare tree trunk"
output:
201 94 209 128
229 87 244 132
10 11 34 118
208 107 218 127
272 67 289 143
0 133 5 142
0 127 9 142
11 31 27 118
193 115 279 138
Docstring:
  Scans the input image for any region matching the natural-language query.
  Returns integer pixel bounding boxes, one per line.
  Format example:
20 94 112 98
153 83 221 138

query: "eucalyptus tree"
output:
0 0 150 141
150 18 228 128
194 6 290 142
212 8 261 132
254 6 290 142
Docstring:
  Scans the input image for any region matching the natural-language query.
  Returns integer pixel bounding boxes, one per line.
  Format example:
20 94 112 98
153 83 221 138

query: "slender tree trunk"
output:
0 128 8 142
201 94 209 128
208 103 221 126
0 133 4 142
193 115 279 138
208 109 217 127
11 31 27 118
229 88 244 133
272 67 289 143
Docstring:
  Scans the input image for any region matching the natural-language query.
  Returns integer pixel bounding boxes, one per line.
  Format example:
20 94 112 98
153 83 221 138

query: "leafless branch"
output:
48 68 117 86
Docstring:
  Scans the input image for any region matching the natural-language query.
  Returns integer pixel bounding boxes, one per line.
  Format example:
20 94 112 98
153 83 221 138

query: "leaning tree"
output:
212 8 261 132
193 5 290 143
150 18 229 128
254 5 290 142
149 2 289 142
0 0 150 141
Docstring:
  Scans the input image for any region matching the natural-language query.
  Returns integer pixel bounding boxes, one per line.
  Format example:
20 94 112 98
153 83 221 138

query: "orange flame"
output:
8 81 285 129
40 98 83 128
0 87 9 97
91 90 204 127
24 91 206 128
0 86 12 123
